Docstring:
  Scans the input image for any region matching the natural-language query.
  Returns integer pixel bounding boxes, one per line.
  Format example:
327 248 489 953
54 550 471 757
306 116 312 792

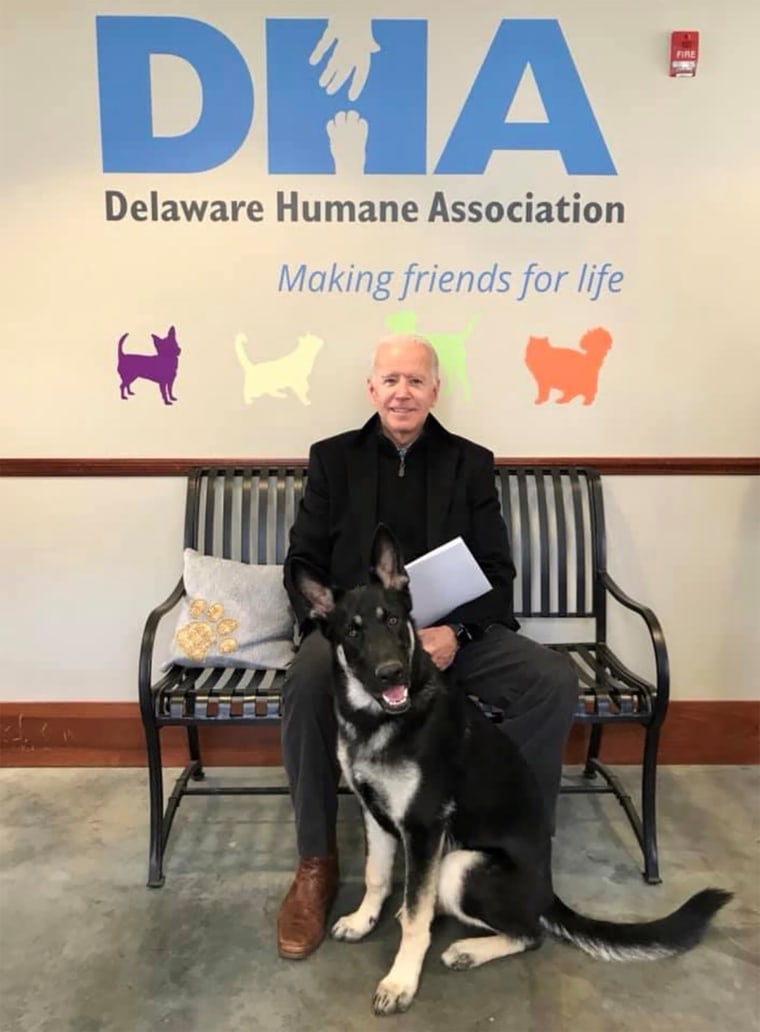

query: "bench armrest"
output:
599 571 670 719
138 578 185 705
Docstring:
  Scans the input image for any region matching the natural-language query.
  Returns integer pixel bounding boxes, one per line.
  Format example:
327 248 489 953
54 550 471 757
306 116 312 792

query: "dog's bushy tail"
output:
541 888 731 962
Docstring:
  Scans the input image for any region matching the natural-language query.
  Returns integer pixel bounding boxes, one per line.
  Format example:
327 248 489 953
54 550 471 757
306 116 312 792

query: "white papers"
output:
405 537 491 627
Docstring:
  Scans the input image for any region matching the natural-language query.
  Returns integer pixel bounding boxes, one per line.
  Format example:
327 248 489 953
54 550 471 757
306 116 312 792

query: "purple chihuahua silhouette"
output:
117 325 181 405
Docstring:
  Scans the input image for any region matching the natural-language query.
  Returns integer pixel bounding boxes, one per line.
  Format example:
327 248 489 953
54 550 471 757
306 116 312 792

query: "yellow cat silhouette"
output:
235 332 324 405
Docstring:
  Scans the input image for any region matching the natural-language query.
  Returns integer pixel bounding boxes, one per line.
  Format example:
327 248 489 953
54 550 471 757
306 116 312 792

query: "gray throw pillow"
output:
164 549 296 670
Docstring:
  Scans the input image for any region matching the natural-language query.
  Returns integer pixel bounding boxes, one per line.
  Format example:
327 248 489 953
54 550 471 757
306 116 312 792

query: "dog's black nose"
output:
375 660 404 684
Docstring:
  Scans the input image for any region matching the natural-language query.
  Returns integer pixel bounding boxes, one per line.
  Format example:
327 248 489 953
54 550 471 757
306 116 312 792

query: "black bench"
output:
139 465 669 889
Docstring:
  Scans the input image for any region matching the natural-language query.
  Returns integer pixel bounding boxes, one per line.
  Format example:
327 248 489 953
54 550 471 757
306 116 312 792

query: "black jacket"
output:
284 414 518 634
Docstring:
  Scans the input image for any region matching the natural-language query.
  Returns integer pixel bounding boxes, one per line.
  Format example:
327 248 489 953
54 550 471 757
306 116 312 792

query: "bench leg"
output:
641 724 662 885
187 726 205 780
144 720 166 888
583 724 603 778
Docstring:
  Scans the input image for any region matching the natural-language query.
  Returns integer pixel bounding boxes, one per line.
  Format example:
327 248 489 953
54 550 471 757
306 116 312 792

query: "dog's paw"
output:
372 978 415 1016
441 943 476 970
175 601 239 662
331 910 378 942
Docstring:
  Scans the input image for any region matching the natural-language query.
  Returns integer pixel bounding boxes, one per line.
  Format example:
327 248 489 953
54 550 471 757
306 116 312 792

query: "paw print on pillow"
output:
176 600 239 662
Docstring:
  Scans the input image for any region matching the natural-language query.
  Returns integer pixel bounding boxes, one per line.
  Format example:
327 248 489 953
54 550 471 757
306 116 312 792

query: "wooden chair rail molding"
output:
1 457 759 476
1 701 758 767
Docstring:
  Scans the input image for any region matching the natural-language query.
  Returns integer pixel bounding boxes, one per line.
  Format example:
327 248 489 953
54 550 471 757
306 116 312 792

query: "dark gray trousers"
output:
281 624 579 856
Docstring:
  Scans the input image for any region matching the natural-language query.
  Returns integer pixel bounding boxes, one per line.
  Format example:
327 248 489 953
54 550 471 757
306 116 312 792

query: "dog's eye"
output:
347 625 360 637
387 616 399 627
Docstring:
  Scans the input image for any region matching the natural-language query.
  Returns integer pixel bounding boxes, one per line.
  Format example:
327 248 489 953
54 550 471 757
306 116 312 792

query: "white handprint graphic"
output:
309 16 380 101
326 110 368 175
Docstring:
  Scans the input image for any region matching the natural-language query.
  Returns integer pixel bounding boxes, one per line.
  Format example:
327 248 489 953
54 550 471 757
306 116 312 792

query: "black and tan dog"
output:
292 526 731 1016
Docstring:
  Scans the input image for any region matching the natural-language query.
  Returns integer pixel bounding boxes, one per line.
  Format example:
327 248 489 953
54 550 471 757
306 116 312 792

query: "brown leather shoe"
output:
277 853 339 960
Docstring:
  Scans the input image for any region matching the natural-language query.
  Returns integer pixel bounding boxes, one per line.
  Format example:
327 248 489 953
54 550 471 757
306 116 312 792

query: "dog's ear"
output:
290 559 335 619
370 524 409 591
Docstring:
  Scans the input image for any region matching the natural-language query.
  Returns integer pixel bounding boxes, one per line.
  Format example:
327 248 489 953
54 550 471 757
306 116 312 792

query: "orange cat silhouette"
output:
524 327 612 405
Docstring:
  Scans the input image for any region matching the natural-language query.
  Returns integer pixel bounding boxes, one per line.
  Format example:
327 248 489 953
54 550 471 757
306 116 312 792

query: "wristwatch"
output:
449 623 473 648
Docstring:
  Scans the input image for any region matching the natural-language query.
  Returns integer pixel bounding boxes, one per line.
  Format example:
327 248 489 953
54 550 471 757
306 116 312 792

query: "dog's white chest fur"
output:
356 758 421 826
338 725 421 827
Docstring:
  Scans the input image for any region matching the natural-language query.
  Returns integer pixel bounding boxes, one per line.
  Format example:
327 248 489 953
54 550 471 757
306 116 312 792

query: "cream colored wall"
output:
1 1 759 705
1 475 757 703
2 0 759 457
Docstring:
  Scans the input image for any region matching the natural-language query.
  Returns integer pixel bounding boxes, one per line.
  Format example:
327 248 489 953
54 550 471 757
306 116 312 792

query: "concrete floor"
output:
0 765 758 1032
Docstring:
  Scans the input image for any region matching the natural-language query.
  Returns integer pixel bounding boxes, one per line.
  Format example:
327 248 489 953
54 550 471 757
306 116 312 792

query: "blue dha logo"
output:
96 16 616 176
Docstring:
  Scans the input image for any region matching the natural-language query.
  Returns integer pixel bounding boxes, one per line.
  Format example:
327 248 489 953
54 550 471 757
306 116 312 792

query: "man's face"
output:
367 341 439 446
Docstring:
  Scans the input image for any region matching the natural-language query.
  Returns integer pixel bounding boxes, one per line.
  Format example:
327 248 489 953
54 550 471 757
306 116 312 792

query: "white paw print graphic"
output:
327 110 368 175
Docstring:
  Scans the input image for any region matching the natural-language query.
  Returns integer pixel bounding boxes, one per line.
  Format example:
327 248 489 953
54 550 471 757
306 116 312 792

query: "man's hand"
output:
417 626 458 671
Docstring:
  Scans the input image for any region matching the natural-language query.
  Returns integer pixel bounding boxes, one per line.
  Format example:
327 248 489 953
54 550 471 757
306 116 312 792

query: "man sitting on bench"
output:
277 333 578 959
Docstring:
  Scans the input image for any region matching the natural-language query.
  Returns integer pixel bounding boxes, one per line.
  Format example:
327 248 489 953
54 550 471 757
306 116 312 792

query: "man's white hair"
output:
368 333 440 381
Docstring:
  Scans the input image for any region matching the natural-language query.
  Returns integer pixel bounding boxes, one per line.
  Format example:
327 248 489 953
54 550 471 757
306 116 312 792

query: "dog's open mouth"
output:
380 684 410 711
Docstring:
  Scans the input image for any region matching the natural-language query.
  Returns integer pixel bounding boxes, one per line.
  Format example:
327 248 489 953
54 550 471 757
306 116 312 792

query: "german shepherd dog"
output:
292 526 731 1016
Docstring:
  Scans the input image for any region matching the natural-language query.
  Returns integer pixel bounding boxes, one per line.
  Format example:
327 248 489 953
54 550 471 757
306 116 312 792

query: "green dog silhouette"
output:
385 311 477 401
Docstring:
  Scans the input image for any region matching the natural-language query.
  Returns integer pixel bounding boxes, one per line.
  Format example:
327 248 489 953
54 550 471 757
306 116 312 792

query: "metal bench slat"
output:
568 468 587 615
535 470 551 616
516 471 532 613
241 468 254 564
552 470 568 615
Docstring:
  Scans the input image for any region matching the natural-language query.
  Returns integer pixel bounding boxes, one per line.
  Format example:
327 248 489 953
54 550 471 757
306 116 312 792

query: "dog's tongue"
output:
382 685 407 706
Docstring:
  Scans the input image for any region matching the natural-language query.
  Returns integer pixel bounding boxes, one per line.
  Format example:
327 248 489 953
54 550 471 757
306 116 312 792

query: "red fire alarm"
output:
670 31 699 77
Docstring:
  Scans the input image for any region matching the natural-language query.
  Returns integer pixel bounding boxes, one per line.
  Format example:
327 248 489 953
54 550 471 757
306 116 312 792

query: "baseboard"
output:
1 701 758 768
